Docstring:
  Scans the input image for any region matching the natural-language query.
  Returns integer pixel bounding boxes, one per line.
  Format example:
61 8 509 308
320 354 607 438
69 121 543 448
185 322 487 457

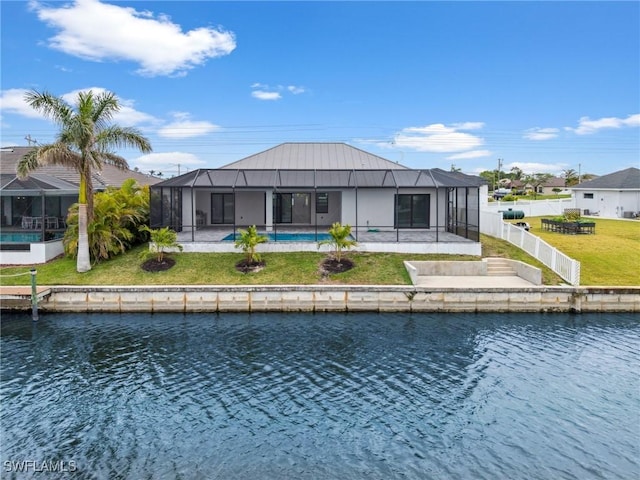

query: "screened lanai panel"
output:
390 170 438 188
236 170 277 187
277 170 315 188
160 170 199 187
355 170 397 187
207 170 240 187
430 168 485 188
314 170 355 187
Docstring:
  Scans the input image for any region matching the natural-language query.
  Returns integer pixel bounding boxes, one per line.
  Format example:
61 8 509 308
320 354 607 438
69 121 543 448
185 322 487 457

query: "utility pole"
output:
497 158 503 185
25 134 37 146
578 163 581 185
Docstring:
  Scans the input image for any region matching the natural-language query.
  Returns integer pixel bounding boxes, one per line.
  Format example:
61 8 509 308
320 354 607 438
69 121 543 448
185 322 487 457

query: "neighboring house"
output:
0 146 160 265
538 177 570 196
571 167 640 218
150 143 486 255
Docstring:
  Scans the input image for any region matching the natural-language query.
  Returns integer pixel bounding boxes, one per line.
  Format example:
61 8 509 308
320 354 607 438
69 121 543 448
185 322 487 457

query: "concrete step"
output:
486 258 517 276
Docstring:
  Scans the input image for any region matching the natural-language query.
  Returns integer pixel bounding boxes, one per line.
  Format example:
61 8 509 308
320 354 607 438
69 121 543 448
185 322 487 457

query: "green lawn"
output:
509 217 640 286
1 218 637 286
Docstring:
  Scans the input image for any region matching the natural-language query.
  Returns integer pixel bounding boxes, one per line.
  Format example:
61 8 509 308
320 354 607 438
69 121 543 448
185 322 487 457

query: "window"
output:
395 194 430 228
316 193 329 214
211 193 234 224
583 193 594 199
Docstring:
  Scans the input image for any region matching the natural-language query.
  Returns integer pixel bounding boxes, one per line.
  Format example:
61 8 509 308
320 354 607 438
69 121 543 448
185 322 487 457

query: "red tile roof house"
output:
0 146 160 265
150 143 486 255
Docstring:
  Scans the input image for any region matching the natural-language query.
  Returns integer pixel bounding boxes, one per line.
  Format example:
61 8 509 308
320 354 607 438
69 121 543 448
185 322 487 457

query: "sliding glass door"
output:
273 193 310 224
211 193 234 224
395 194 430 228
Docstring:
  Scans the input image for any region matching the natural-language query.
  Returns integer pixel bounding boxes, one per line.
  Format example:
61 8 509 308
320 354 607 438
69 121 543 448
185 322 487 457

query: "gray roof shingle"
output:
0 146 161 190
573 167 640 190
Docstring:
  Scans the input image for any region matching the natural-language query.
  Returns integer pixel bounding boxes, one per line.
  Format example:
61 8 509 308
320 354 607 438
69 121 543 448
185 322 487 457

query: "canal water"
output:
1 312 638 479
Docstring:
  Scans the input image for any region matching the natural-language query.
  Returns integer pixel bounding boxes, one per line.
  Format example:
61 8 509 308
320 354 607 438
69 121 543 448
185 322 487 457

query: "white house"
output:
150 143 486 255
571 167 640 218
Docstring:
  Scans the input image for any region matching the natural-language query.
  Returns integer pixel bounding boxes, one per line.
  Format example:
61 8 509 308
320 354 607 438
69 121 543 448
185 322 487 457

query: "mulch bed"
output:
319 257 354 275
235 260 266 273
141 257 176 272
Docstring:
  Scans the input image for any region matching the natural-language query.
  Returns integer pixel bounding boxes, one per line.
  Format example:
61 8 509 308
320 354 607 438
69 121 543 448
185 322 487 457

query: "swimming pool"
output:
0 232 64 243
1 312 638 479
223 232 349 242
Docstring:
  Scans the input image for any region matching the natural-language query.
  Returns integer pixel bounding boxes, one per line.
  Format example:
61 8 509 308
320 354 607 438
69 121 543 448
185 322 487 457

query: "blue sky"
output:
1 0 638 178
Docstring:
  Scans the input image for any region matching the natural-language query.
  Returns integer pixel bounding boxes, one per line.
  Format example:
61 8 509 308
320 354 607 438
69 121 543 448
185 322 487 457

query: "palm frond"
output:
96 126 152 154
16 143 81 178
91 91 119 126
24 90 72 125
96 151 130 170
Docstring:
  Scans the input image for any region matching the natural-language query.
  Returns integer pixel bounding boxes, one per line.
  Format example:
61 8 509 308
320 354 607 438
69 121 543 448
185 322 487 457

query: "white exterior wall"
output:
182 189 194 228
355 189 395 229
575 189 640 218
0 240 64 265
341 190 357 226
236 191 265 226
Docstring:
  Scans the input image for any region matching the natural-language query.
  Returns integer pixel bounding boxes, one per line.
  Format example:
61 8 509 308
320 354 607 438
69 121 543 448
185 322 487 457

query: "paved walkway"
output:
414 275 540 288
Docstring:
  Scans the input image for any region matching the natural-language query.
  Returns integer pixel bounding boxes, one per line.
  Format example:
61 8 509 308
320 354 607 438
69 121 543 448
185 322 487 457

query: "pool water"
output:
0 232 64 243
223 232 348 242
0 232 42 243
1 312 638 479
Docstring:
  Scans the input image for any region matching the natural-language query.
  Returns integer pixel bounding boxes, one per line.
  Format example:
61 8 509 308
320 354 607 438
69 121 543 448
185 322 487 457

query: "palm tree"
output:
17 89 152 272
318 222 358 264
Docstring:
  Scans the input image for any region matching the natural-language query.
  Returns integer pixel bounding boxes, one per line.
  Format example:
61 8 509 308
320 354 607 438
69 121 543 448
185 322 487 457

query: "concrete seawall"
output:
29 285 640 313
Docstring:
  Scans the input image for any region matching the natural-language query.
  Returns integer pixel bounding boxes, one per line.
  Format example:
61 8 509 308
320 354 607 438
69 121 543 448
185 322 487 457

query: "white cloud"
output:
250 83 306 100
524 127 559 141
1 87 158 128
158 113 219 138
509 162 565 175
251 90 282 101
133 151 206 167
392 122 485 153
446 150 492 160
0 89 46 118
30 0 236 77
566 113 640 135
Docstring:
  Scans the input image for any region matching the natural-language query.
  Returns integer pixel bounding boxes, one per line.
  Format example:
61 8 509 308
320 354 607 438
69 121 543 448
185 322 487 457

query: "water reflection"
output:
1 312 638 480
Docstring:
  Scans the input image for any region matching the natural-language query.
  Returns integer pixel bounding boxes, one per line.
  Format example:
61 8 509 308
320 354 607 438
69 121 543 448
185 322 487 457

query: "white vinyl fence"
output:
483 197 575 217
480 210 581 286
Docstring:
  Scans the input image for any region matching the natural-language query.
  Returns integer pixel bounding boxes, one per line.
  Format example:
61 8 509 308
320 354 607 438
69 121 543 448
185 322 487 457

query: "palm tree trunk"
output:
77 204 91 272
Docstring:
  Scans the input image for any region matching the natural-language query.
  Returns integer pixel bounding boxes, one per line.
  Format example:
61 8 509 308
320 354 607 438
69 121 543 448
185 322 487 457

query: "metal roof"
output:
153 144 487 190
220 143 409 170
572 167 640 190
154 168 486 189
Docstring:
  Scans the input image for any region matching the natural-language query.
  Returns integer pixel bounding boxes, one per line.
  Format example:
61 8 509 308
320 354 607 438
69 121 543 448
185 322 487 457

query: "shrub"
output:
234 225 268 264
139 226 183 263
64 179 150 263
318 222 358 263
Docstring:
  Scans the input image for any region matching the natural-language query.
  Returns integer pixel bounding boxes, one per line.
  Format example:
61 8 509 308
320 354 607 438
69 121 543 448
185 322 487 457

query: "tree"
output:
139 226 183 263
318 222 358 264
63 179 150 263
510 166 523 181
17 89 152 272
235 225 268 264
562 169 579 187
